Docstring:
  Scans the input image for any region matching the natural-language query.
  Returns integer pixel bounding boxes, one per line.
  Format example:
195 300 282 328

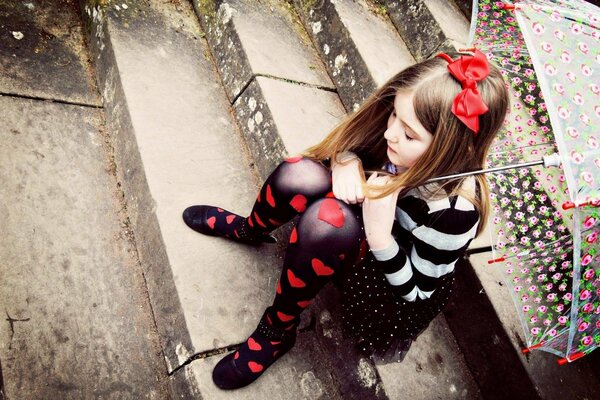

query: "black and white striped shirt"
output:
371 178 480 302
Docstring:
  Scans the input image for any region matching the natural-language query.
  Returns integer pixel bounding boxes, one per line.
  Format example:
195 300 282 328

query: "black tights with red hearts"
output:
211 157 366 389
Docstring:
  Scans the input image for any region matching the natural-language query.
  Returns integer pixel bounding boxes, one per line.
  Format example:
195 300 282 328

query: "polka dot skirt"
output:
340 253 454 364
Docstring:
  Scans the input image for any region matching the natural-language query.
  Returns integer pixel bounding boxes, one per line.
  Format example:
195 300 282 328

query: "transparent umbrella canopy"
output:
468 0 600 364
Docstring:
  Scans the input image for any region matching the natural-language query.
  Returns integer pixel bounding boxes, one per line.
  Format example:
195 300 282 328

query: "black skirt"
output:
340 253 455 364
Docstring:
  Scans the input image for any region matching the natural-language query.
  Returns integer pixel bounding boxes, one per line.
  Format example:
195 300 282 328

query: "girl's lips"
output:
387 145 397 154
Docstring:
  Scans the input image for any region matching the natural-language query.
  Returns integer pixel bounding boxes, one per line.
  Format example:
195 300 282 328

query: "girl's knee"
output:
297 198 363 246
272 157 331 198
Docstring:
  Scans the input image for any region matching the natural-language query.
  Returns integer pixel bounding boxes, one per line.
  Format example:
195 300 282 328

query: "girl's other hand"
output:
331 158 365 204
362 173 401 250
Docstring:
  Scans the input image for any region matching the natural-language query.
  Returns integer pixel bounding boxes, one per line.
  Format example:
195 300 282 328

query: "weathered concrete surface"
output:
293 0 414 111
192 0 333 103
186 330 343 399
450 253 600 399
233 76 346 178
0 96 167 399
0 0 100 105
377 315 482 400
380 0 468 61
83 1 346 397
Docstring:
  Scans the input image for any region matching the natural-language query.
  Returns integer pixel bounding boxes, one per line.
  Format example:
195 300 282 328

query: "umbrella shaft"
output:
427 159 545 183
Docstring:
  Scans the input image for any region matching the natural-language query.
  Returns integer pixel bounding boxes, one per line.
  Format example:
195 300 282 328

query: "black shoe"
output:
212 311 297 390
182 205 276 245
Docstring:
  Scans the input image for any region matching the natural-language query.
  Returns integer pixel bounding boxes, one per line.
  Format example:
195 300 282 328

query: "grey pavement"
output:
0 1 168 398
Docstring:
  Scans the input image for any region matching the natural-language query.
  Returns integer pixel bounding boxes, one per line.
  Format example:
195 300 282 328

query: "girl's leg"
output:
183 157 332 243
212 198 366 389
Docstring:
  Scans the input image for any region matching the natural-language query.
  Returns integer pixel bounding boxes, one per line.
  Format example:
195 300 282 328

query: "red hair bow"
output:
437 49 490 134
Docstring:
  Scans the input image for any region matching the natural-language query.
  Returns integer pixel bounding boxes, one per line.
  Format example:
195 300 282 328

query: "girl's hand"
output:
331 158 365 204
362 172 402 250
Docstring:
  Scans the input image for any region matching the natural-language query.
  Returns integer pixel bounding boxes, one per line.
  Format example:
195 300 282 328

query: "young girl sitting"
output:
183 49 509 390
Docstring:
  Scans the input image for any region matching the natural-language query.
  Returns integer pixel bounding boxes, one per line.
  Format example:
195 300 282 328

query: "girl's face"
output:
384 90 433 169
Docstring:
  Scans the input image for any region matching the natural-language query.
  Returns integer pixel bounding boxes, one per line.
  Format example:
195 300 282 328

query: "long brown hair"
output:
303 53 509 236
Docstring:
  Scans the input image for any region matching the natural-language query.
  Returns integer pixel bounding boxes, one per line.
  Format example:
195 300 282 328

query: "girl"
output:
183 50 509 390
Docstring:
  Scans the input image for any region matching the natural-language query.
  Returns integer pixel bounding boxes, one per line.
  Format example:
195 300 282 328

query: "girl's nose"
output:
384 127 399 143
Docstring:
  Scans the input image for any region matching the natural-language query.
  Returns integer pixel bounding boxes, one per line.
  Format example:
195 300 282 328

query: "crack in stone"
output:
6 312 31 350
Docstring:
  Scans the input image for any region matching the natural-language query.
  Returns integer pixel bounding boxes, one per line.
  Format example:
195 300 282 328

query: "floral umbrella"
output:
468 0 600 364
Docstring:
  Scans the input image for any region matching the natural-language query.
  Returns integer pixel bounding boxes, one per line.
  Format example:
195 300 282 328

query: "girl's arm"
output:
331 151 365 204
369 192 480 302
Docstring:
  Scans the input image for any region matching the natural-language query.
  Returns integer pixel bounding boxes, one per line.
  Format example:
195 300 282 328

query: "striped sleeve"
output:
372 190 480 302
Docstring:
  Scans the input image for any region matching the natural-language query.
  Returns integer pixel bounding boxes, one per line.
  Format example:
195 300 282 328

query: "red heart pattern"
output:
277 311 294 322
207 216 216 229
312 258 334 276
287 269 306 288
317 199 344 228
266 185 276 207
234 351 239 359
253 212 267 228
248 361 263 373
297 300 312 308
248 337 262 351
226 215 235 224
289 194 307 212
285 156 302 163
276 280 282 294
289 227 298 243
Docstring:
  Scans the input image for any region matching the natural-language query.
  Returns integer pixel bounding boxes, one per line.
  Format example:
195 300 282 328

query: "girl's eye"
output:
405 132 414 141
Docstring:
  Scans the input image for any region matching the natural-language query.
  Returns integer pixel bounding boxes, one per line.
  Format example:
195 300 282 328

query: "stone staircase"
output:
78 0 600 399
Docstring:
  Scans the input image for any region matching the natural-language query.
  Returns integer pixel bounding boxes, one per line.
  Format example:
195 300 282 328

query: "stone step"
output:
80 0 346 398
192 0 481 399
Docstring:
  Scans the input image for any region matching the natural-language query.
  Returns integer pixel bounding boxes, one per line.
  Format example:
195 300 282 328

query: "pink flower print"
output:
521 294 529 302
545 231 555 240
579 290 591 300
552 273 562 280
556 303 565 312
539 205 548 214
560 51 572 64
547 293 556 301
538 305 547 313
522 305 531 312
582 336 593 346
530 316 538 324
557 106 570 119
582 303 594 313
571 151 584 164
585 231 598 244
525 94 535 104
578 321 590 332
578 41 589 54
544 64 558 76
534 181 542 190
543 319 552 326
571 22 583 35
572 93 584 105
512 76 522 85
520 236 530 245
567 127 579 138
545 283 553 291
583 216 597 228
506 267 514 274
550 10 562 22
596 305 600 314
590 83 600 95
579 113 590 125
581 254 593 266
527 83 536 91
537 274 547 282
531 327 541 335
529 285 538 292
541 42 553 53
524 68 534 77
558 316 568 324
587 136 598 149
595 106 600 118
563 292 572 301
566 71 577 83
554 29 565 41
553 82 565 95
514 285 523 293
541 125 550 133
582 172 594 184
549 329 557 337
581 64 593 77
513 277 521 283
597 320 600 329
